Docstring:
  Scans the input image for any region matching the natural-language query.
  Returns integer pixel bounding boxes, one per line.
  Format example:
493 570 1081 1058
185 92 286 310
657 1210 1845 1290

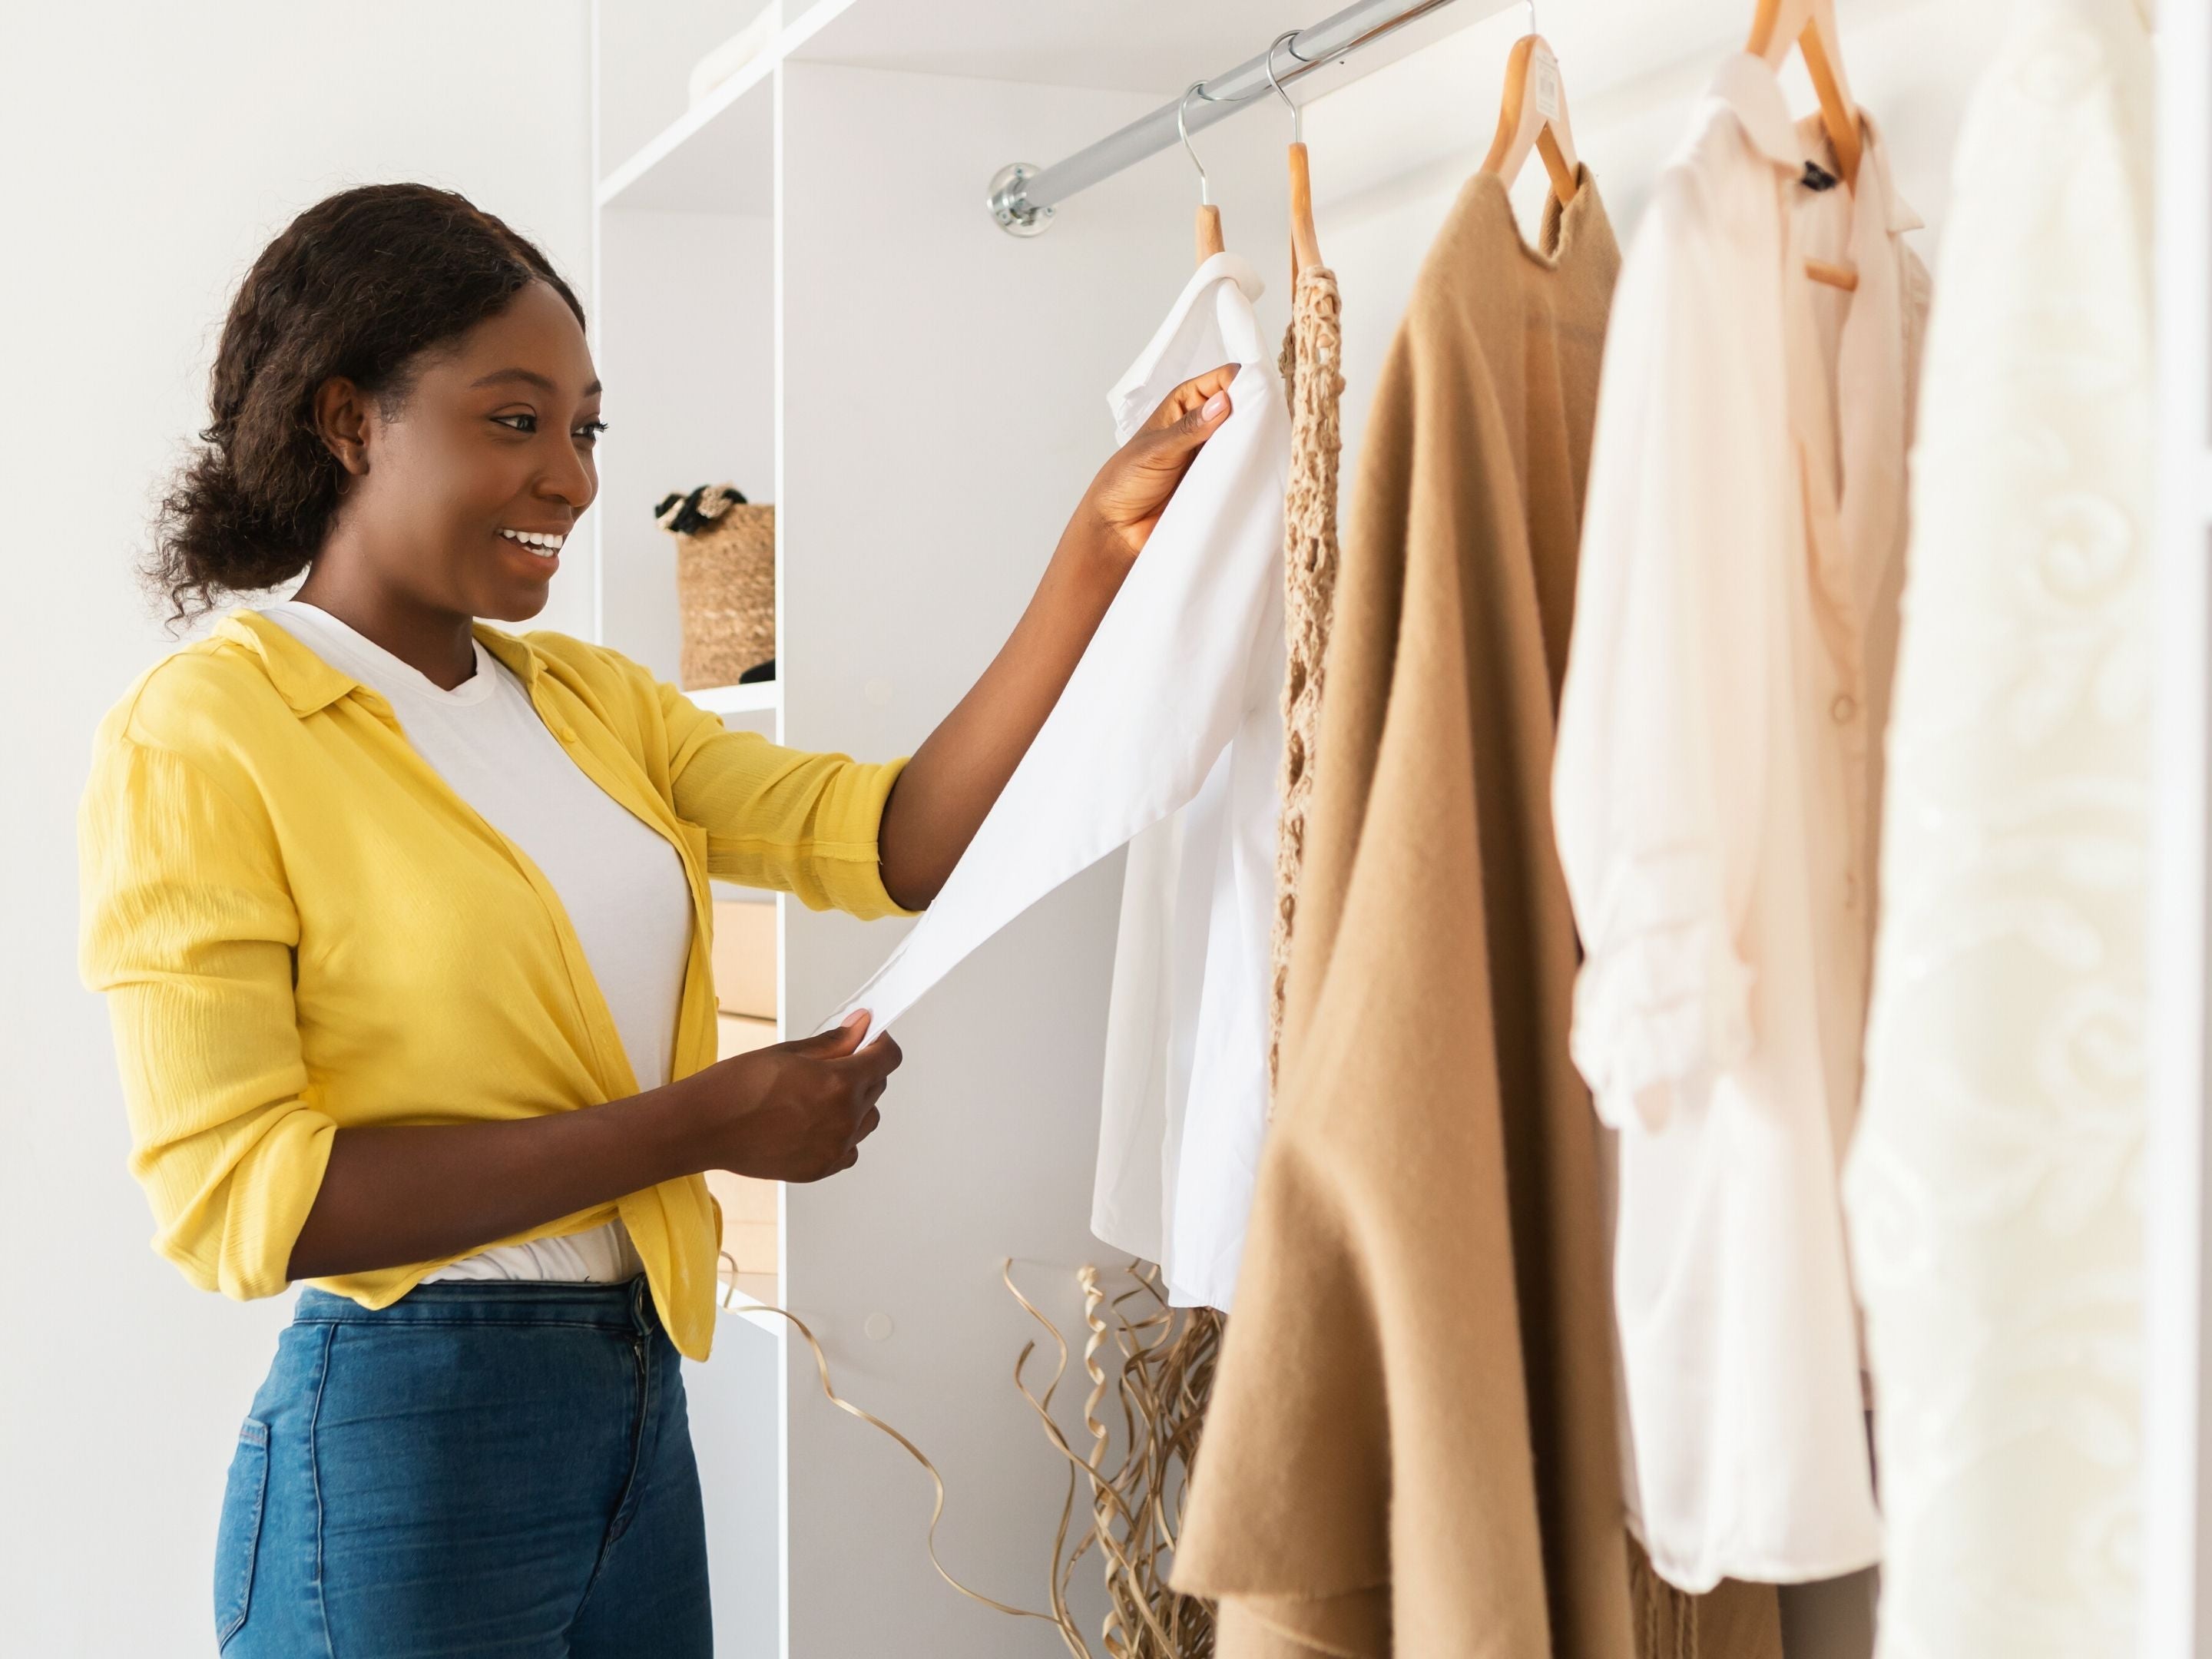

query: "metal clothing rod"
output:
988 0 1476 236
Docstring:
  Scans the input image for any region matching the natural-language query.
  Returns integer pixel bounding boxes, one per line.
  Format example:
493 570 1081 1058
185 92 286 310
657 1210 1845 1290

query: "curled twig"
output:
1005 1259 1220 1657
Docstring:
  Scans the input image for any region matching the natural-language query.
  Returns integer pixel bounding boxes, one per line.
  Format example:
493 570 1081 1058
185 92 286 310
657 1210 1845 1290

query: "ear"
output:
313 376 376 478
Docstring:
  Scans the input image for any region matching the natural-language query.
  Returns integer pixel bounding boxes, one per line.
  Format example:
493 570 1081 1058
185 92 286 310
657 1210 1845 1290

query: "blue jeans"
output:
214 1278 711 1657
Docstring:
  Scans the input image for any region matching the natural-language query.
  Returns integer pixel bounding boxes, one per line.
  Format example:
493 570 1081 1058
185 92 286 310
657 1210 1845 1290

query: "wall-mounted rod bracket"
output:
987 163 1055 236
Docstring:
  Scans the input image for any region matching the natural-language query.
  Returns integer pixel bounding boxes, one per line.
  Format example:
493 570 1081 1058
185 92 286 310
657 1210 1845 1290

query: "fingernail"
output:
1203 390 1230 421
843 1009 869 1028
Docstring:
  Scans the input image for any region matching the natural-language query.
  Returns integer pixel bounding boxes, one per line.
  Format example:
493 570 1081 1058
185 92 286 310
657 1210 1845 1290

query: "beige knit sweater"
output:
1174 170 1637 1659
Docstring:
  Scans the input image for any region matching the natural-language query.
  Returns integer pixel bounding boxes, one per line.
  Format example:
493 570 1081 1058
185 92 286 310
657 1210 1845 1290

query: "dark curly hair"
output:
147 183 586 631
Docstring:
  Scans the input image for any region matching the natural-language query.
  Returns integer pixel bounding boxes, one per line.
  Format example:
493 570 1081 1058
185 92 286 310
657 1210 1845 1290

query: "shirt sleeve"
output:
656 679 916 920
1551 168 1773 1134
77 728 335 1300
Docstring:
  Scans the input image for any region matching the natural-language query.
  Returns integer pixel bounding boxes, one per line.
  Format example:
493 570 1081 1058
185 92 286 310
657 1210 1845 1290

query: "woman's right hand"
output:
687 1011 902 1183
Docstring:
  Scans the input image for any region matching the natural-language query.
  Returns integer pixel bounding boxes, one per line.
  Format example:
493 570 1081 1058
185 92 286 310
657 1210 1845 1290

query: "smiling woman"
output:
82 178 1236 1655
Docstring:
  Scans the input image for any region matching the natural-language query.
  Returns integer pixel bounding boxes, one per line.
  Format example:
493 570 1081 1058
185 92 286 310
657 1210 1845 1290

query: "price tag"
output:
1533 55 1560 121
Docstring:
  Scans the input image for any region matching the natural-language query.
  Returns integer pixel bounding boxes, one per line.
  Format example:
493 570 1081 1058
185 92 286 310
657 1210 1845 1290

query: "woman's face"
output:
331 279 603 623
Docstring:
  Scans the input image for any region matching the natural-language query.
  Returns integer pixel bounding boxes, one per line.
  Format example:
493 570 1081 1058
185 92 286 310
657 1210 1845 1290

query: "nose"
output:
537 428 594 511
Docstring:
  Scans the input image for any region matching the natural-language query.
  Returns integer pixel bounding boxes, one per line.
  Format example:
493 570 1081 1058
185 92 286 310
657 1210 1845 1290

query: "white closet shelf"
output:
594 0 861 214
691 679 782 716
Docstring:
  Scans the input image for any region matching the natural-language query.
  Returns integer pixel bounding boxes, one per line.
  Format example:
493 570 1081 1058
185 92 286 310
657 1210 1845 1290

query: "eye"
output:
492 412 536 434
576 419 609 442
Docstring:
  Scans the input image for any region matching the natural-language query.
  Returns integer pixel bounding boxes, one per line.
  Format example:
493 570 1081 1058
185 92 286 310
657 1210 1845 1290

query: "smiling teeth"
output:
499 528 564 554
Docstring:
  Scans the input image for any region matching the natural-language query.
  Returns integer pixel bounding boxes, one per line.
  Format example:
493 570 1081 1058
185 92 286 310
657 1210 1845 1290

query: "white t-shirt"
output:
259 600 695 1283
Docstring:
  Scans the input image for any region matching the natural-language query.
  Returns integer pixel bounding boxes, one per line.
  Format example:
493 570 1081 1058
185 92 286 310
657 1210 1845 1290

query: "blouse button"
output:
1843 872 1860 910
1830 694 1858 724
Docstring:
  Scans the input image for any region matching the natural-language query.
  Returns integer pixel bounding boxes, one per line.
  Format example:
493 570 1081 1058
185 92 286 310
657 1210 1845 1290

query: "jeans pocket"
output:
214 1418 271 1650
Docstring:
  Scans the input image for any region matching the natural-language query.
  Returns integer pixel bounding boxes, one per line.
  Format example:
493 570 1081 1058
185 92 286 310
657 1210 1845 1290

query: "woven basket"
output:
657 484 776 690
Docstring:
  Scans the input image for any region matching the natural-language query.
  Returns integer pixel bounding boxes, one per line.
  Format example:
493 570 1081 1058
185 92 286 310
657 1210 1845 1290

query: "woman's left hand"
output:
1072 364 1238 567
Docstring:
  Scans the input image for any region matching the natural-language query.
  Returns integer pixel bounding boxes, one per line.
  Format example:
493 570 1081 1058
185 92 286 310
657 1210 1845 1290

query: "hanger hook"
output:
1177 81 1214 207
1263 31 1304 144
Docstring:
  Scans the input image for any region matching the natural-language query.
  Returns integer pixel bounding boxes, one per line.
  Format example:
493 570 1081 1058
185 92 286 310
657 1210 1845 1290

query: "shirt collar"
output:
1709 51 1804 174
472 623 545 688
215 607 545 717
1707 51 1923 236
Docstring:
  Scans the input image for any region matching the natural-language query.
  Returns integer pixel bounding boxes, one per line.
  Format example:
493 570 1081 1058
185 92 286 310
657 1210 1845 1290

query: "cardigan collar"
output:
215 606 545 717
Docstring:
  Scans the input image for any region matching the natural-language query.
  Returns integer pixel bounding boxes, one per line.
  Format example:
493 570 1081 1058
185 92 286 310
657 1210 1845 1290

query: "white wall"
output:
0 4 592 1652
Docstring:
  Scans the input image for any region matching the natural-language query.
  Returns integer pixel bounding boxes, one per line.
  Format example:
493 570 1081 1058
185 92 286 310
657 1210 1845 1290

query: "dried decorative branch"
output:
1005 1259 1223 1658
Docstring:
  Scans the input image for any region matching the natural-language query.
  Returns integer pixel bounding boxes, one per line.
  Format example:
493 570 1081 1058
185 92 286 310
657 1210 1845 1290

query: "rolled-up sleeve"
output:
1551 169 1767 1134
657 680 916 920
78 728 333 1300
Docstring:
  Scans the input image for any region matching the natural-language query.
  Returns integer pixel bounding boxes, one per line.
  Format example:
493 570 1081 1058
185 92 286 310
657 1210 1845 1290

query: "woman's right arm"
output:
286 1017 897 1281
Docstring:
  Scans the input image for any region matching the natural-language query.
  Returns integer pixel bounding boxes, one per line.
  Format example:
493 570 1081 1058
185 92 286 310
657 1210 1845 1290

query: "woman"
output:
78 182 1233 1656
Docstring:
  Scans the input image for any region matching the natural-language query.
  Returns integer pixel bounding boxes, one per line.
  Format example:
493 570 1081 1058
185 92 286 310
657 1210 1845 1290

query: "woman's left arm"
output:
876 365 1236 910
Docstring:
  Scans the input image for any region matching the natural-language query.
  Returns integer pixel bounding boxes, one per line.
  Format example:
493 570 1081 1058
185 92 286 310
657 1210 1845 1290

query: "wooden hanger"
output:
1481 35 1581 206
1747 0 1862 290
1286 144 1321 276
1266 34 1325 280
1196 201 1226 264
1179 83 1226 265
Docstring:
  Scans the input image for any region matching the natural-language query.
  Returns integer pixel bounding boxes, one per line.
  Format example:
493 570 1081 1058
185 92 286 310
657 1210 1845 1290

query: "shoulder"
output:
92 629 295 773
81 634 296 860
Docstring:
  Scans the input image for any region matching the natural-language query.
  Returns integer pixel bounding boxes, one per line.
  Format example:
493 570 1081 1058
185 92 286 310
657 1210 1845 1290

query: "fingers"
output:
840 1028 903 1083
1134 369 1234 475
790 1010 871 1058
1148 363 1238 432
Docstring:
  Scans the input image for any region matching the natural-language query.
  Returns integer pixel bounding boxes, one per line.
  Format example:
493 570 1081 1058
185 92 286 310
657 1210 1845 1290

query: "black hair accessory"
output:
1800 161 1839 192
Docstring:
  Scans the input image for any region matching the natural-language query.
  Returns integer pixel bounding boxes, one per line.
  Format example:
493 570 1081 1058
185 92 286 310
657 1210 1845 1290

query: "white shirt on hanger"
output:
1092 262 1286 1313
260 599 695 1284
1550 55 1928 1591
825 255 1288 1314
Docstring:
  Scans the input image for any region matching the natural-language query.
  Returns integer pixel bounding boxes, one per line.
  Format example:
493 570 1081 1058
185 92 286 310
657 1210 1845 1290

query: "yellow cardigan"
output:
78 608 909 1359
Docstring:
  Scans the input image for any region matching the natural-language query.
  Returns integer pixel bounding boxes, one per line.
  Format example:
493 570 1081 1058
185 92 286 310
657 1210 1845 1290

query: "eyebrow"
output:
468 368 603 396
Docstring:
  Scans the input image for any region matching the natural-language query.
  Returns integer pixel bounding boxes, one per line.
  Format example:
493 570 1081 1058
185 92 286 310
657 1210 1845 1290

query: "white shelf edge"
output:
594 0 863 210
719 1278 790 1339
690 679 782 716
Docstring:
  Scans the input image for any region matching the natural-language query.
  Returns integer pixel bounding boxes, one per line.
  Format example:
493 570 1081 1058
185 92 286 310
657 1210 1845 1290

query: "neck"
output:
292 552 476 692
